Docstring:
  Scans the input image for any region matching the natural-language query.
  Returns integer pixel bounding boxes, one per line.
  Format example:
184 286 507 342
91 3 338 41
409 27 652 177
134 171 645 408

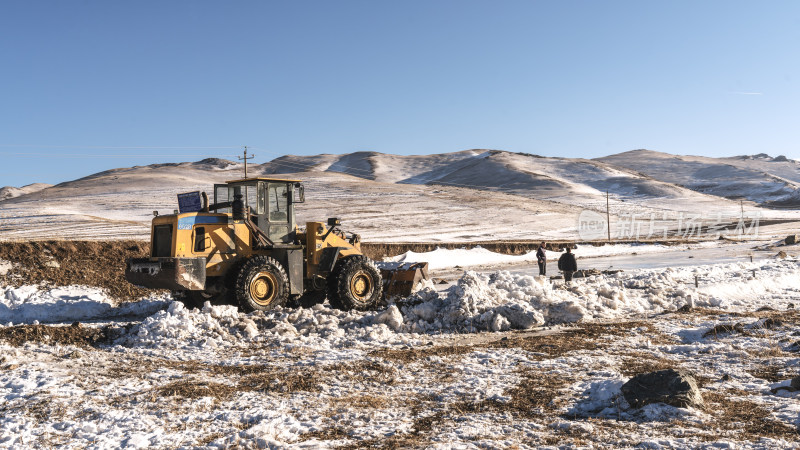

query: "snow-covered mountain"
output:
0 183 52 201
598 150 800 207
263 150 741 206
1 149 799 241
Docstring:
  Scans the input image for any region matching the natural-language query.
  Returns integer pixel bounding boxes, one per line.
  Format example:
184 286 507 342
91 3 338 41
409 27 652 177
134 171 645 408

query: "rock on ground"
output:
621 369 703 408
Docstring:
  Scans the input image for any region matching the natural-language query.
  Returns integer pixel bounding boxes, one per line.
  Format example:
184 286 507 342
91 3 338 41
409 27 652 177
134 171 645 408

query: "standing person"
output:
558 246 578 284
536 242 547 276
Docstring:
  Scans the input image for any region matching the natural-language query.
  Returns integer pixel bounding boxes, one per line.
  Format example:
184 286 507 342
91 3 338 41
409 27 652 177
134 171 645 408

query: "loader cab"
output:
214 178 303 245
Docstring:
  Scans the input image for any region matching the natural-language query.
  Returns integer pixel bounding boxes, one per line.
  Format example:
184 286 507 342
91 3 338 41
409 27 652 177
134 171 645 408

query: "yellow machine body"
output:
125 177 427 307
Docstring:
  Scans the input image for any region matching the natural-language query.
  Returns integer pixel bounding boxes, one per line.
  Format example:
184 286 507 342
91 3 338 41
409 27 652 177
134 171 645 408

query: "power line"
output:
0 145 240 149
0 153 243 158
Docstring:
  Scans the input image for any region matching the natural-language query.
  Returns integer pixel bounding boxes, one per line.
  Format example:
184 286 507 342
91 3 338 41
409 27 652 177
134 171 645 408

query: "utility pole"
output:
606 190 611 242
740 200 744 220
239 146 255 179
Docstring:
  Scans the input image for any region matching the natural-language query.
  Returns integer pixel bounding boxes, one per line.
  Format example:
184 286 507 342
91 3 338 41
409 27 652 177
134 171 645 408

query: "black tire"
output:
235 256 290 312
327 255 383 311
177 278 231 310
185 290 225 309
172 291 204 310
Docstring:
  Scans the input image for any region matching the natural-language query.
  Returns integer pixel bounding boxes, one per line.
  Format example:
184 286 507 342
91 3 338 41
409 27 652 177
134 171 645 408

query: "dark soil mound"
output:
0 240 158 302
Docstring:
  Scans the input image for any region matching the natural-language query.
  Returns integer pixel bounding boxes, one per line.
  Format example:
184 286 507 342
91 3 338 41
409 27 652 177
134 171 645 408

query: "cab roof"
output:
225 177 303 184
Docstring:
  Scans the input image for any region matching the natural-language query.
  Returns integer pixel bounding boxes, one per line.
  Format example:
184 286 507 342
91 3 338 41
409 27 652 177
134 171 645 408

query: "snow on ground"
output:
0 260 11 276
386 241 725 270
0 286 169 325
2 255 800 448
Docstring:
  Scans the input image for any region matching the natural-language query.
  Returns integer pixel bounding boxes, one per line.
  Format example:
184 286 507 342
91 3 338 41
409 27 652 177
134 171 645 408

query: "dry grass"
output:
676 307 800 323
155 380 236 400
236 370 324 394
703 323 745 338
487 322 664 356
618 352 679 377
0 323 111 347
325 360 398 383
195 432 225 446
703 392 799 440
329 394 393 409
369 344 476 363
336 434 434 450
300 427 351 442
26 397 67 422
748 364 790 383
449 368 572 421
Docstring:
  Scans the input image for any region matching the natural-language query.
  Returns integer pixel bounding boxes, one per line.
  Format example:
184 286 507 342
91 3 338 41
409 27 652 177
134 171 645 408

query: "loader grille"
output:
152 225 173 257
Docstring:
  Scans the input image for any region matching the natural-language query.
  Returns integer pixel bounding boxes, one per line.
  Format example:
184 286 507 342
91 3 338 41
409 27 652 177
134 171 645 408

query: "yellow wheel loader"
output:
125 177 428 312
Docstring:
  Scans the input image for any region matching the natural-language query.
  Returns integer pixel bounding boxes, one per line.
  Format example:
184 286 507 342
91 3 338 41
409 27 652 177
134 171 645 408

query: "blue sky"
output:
1 1 799 187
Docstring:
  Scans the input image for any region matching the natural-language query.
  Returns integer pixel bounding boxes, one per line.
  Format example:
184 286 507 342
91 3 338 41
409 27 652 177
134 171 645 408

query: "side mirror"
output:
294 183 305 203
327 217 341 227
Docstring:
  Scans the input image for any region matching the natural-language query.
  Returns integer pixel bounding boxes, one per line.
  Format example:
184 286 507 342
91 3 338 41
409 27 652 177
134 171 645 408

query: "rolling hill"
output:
1 149 799 242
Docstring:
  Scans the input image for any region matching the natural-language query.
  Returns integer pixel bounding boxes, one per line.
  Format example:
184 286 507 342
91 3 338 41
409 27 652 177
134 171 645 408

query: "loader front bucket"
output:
380 262 429 299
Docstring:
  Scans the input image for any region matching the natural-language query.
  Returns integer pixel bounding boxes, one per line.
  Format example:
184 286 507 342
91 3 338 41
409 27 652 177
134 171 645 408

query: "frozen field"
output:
2 244 800 448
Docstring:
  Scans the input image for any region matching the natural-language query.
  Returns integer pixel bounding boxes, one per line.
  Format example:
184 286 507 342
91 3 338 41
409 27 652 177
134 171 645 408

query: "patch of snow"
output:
0 260 12 276
0 284 169 324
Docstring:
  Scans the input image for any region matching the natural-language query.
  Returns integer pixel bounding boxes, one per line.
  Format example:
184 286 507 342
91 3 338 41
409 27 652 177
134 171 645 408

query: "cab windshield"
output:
268 183 288 221
214 182 264 215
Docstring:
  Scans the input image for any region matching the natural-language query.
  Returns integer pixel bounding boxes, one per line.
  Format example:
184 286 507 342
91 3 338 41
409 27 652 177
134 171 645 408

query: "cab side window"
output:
194 227 206 252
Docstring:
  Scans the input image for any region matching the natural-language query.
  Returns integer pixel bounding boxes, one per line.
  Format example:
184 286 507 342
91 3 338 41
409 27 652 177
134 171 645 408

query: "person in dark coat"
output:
536 242 547 276
558 247 578 284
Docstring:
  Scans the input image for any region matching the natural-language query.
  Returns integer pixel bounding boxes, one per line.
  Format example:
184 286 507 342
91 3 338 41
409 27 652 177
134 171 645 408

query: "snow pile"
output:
0 284 168 324
396 269 674 332
124 302 261 348
397 259 800 332
121 301 407 348
398 272 549 332
0 259 12 276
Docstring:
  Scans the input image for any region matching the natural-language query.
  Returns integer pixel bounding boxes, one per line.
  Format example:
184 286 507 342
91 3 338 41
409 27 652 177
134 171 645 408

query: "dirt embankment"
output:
0 240 152 301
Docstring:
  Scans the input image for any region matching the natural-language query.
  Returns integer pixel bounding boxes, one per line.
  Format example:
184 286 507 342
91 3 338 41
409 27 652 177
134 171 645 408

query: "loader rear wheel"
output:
236 256 289 312
327 256 383 311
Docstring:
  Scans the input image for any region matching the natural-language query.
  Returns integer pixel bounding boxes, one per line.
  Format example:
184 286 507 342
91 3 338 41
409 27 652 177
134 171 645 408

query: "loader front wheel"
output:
236 256 289 312
328 256 383 311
